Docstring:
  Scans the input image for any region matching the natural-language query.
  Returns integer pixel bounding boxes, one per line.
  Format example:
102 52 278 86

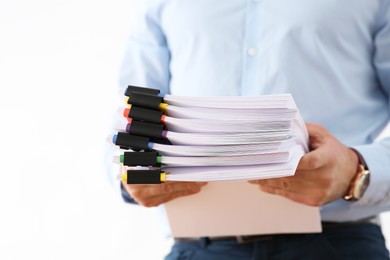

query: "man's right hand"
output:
122 181 208 207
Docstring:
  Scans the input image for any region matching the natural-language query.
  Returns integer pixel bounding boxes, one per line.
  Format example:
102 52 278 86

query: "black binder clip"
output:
124 106 164 124
120 151 159 166
125 85 160 97
127 92 164 110
112 132 150 151
126 121 164 139
122 169 166 184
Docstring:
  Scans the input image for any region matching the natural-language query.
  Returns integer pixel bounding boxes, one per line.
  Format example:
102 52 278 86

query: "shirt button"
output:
248 47 257 56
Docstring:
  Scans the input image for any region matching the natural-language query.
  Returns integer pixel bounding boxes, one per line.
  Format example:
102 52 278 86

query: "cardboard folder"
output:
164 181 321 237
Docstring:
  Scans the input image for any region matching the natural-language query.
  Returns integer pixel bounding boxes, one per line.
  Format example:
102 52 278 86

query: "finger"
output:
296 149 327 170
165 181 208 186
251 175 322 195
139 186 203 207
305 123 328 149
249 179 291 190
248 167 320 188
160 181 207 194
259 185 320 206
126 181 206 200
257 176 331 206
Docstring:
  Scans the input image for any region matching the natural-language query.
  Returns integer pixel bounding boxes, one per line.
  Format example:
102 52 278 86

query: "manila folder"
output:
163 181 321 237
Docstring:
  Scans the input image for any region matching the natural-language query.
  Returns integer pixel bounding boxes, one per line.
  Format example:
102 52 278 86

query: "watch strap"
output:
343 148 370 201
350 148 369 170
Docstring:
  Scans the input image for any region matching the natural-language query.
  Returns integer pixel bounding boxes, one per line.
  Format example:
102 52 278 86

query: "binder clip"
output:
126 120 165 139
112 132 151 151
125 85 160 97
120 151 160 166
124 106 164 124
122 169 166 184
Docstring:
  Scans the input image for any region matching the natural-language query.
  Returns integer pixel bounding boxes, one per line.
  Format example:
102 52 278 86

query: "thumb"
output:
297 149 326 170
305 123 328 150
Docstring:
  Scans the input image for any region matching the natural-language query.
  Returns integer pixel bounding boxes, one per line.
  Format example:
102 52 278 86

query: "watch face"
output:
353 170 370 199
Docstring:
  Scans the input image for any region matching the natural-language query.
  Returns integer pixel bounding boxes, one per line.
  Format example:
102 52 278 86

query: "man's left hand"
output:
248 123 359 206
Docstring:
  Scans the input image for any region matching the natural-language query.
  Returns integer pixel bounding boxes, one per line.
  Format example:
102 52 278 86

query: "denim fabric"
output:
165 224 389 260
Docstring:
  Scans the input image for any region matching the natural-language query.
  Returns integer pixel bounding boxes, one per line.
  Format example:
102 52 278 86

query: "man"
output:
118 1 390 259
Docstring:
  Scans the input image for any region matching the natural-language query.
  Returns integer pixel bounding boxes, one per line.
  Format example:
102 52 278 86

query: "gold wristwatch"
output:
343 149 370 201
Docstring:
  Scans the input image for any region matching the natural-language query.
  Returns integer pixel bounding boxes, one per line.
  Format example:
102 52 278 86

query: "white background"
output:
0 1 389 259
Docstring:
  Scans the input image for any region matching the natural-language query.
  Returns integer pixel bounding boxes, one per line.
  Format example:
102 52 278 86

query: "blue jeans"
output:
165 223 389 259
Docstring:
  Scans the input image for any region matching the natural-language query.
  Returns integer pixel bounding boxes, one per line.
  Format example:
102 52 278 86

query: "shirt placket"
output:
241 0 263 96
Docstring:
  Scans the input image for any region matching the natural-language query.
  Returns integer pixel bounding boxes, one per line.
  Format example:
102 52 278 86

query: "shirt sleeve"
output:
118 0 170 95
117 1 170 204
351 0 390 209
120 182 138 204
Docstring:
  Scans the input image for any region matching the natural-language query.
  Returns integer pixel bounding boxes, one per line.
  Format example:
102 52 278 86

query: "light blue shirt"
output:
119 0 390 222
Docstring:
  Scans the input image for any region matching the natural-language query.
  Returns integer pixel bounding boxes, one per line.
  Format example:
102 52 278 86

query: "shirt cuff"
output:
352 142 390 207
120 182 138 204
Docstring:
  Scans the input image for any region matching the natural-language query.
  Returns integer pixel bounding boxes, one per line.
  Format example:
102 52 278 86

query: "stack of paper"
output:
112 86 309 183
112 86 321 237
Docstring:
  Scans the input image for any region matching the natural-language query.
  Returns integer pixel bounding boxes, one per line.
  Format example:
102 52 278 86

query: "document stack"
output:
112 86 309 184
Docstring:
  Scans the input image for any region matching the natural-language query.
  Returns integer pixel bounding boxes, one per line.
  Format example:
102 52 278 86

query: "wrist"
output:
343 148 370 201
